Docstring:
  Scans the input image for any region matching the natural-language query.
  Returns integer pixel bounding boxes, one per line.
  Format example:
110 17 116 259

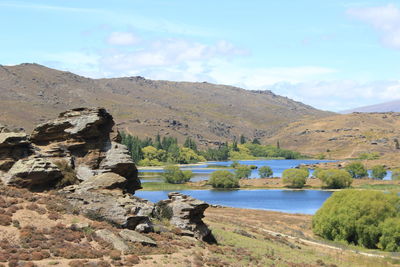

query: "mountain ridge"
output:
0 63 332 146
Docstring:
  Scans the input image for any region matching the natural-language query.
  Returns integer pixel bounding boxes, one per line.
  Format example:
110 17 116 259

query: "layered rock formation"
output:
0 107 214 243
155 192 216 243
0 107 140 192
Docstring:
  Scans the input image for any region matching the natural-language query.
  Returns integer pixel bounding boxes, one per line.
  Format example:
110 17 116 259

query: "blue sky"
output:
1 0 400 111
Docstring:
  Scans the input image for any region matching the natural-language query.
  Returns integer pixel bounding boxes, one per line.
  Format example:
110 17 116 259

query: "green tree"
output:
378 217 400 252
234 166 252 179
258 166 273 178
345 162 368 178
177 147 206 164
162 166 193 184
282 169 308 188
312 190 400 249
232 139 239 151
183 137 197 151
276 140 280 149
371 165 387 180
316 169 352 189
392 169 400 180
252 138 261 145
209 170 239 188
240 134 246 144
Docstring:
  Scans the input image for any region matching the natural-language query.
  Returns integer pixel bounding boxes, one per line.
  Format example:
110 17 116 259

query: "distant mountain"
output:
342 99 400 113
0 63 332 146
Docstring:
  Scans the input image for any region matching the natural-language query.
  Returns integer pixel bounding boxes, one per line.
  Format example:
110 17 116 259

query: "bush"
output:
313 190 400 249
209 171 239 188
162 166 193 184
234 166 251 179
378 217 400 251
54 160 78 188
282 169 308 188
345 162 368 178
371 165 387 180
258 166 273 178
316 169 352 189
358 152 380 160
391 169 400 180
230 161 240 168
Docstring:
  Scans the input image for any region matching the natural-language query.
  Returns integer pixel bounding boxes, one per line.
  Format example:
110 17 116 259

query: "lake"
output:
139 159 393 182
135 189 333 214
139 159 337 182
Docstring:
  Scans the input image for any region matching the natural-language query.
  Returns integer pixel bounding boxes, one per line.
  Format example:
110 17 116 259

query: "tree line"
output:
121 132 304 166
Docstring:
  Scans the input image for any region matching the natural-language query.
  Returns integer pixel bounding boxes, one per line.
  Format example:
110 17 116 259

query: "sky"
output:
1 0 400 111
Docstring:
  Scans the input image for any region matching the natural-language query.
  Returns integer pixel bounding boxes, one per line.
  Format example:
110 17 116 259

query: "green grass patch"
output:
357 184 400 191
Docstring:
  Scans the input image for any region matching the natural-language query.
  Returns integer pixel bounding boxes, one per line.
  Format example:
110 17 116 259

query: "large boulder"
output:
28 107 140 193
155 192 216 243
1 156 62 188
60 181 154 232
0 132 32 171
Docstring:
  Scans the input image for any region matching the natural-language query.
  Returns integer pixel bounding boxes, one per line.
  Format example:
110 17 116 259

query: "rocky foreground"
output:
0 107 397 267
0 107 219 266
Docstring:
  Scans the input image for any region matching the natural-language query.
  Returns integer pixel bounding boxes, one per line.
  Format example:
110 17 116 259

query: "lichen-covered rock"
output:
78 173 128 191
155 192 216 243
60 184 154 232
1 156 62 188
28 107 140 193
0 132 32 171
119 229 157 246
95 229 130 253
99 142 139 192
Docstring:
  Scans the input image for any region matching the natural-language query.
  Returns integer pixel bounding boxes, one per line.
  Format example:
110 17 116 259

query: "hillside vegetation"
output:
266 112 400 161
0 63 331 147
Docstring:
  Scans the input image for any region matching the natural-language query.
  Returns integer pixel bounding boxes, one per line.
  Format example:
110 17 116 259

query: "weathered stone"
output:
1 156 62 188
78 173 128 191
119 229 157 246
99 142 140 192
29 107 141 193
95 229 130 253
60 186 154 232
155 192 216 243
0 132 32 171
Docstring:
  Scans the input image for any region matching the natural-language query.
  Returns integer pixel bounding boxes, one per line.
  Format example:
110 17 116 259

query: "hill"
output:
0 63 332 146
266 112 400 160
342 99 400 113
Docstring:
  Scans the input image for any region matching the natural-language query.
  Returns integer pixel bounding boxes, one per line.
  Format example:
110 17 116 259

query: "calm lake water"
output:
139 159 337 182
139 159 393 182
135 189 333 214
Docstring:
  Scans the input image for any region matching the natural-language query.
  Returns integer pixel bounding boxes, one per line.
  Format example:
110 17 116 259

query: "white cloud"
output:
265 80 400 111
107 32 139 45
347 4 400 49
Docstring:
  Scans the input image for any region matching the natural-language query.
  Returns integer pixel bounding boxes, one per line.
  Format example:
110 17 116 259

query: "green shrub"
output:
258 166 273 178
345 162 368 178
54 160 78 189
313 190 400 249
282 169 308 188
316 169 352 189
230 161 240 168
391 169 400 180
378 217 400 251
209 170 239 188
358 152 380 160
234 166 252 179
162 166 193 184
371 165 387 180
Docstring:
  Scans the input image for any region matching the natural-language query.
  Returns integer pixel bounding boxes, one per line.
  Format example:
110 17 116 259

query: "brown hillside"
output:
266 112 400 159
0 63 331 146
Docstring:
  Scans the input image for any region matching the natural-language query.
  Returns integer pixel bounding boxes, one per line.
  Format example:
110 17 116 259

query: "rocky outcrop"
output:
60 174 154 233
155 192 216 243
0 107 140 192
0 132 32 172
95 229 130 253
119 229 157 246
3 156 62 188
